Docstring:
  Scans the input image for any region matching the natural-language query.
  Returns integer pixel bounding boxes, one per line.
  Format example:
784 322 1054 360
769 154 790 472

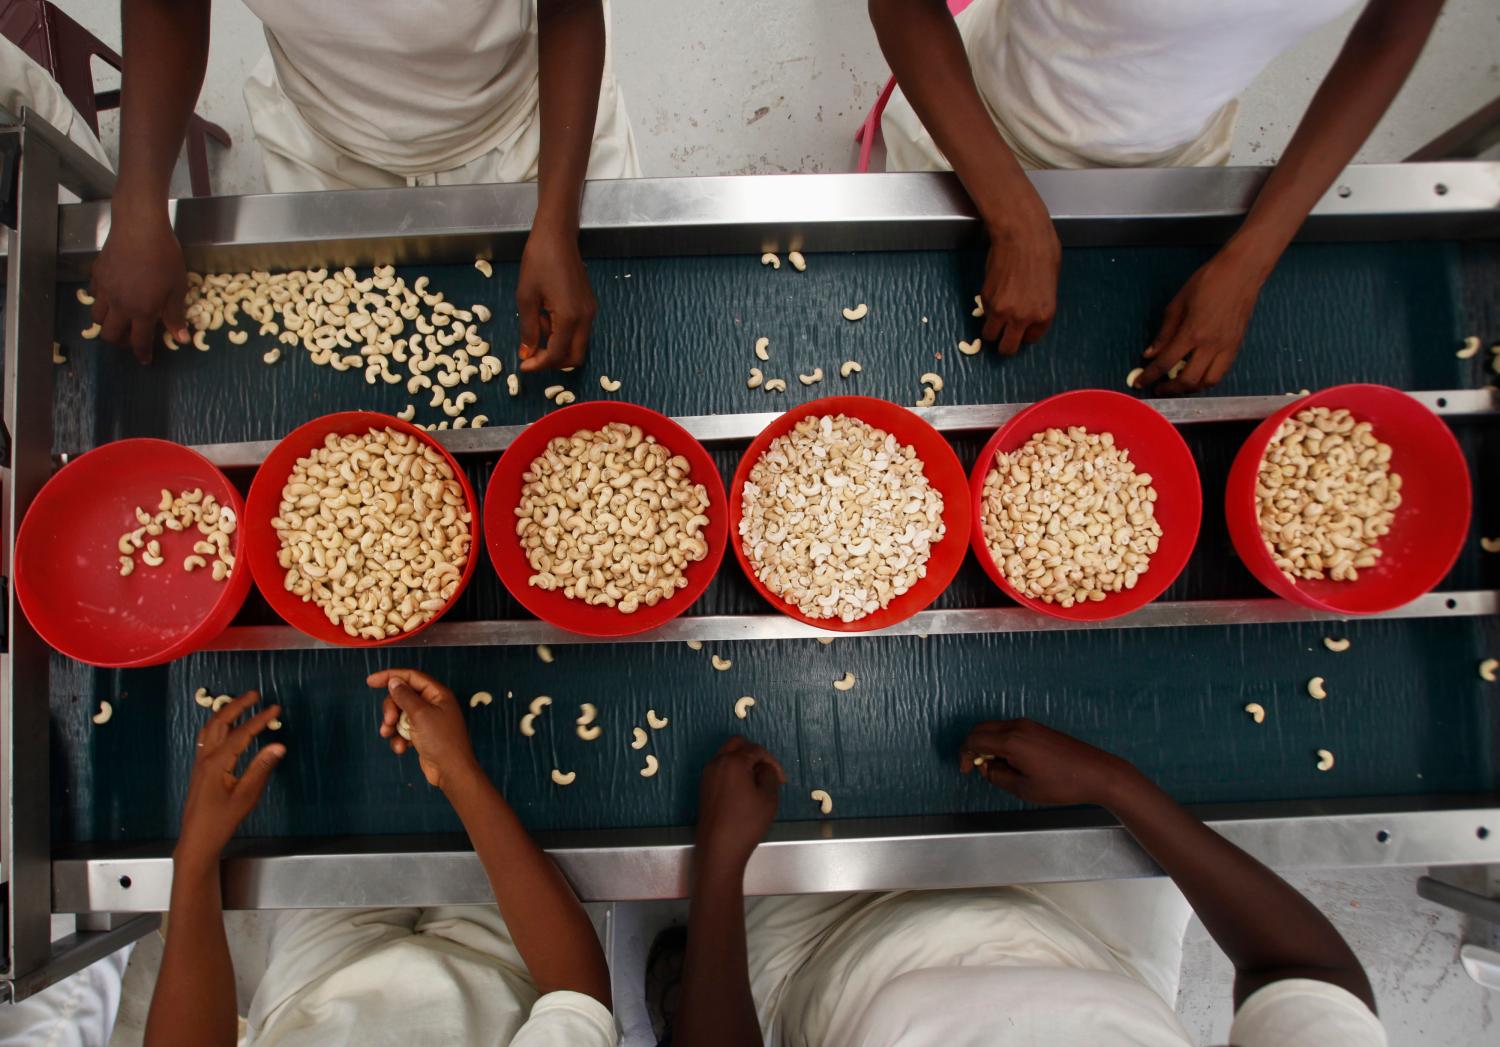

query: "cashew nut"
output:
397 404 416 422
809 788 833 815
710 655 732 672
971 294 983 318
839 360 862 378
577 724 603 741
760 252 780 269
646 709 670 730
833 672 856 691
957 338 981 356
529 695 554 716
469 691 493 708
841 304 868 322
507 373 520 396
1323 637 1351 653
1479 537 1500 553
631 727 649 750
262 348 282 364
183 555 207 572
734 695 756 719
544 385 566 401
816 637 834 645
1315 749 1335 772
520 713 537 737
640 754 660 778
81 322 101 340
919 372 944 391
576 703 597 726
474 258 493 278
91 700 112 725
686 640 704 651
599 375 622 392
915 388 936 408
76 287 95 306
1126 367 1144 389
763 378 787 393
211 694 233 712
1244 702 1266 724
798 367 824 386
227 330 248 345
754 337 770 362
269 718 283 730
1480 658 1498 683
396 711 413 741
551 769 577 786
554 391 576 405
192 330 209 351
51 343 66 365
747 367 764 389
1457 335 1481 358
193 687 213 709
537 644 554 664
1307 676 1328 700
788 251 806 272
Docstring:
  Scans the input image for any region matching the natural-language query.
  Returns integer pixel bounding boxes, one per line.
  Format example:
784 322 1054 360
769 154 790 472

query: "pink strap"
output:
855 0 976 172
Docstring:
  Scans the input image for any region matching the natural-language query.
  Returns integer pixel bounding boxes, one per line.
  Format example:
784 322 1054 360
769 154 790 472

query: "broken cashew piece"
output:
1306 676 1327 700
971 294 984 318
576 703 597 726
268 719 283 731
507 373 520 396
474 258 494 278
788 251 807 272
1322 637 1351 653
747 367 764 389
1315 749 1335 772
91 700 113 725
51 343 66 364
798 367 824 386
646 709 670 730
760 252 781 269
631 727 649 750
537 644 554 664
710 655 732 671
734 695 756 719
841 303 868 322
529 695 554 716
919 372 944 392
957 338 981 356
1244 702 1266 724
754 337 770 362
809 788 833 815
599 375 622 392
519 713 538 737
640 755 660 778
469 691 494 708
833 672 856 692
577 724 603 741
551 769 577 786
1479 658 1498 683
1126 367 1145 389
1457 335 1481 359
839 360 862 378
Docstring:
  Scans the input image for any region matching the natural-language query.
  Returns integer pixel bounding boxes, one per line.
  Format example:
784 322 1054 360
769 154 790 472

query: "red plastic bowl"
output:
1225 383 1470 613
968 390 1202 621
14 438 252 667
486 400 728 638
729 395 971 632
244 411 480 646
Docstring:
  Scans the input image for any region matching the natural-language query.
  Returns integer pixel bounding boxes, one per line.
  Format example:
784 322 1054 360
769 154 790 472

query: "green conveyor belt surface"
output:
41 240 1500 844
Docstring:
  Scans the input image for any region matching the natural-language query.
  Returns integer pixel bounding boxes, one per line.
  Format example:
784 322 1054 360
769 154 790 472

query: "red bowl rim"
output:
243 411 481 646
727 394 972 632
1223 382 1470 613
966 389 1203 622
14 437 252 667
484 400 729 638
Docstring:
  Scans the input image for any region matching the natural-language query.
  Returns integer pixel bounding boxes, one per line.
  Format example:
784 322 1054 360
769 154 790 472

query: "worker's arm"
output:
144 691 285 1047
1138 0 1445 393
867 0 1058 354
676 738 787 1047
961 719 1375 1010
516 0 604 373
89 0 209 361
369 669 610 1005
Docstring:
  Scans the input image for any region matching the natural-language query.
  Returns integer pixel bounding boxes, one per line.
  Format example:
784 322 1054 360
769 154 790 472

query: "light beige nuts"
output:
474 258 493 278
599 375 622 392
957 338 982 356
816 637 834 645
833 672 856 692
631 727 649 750
646 709 670 730
1480 658 1498 683
1166 360 1186 381
972 294 984 318
798 367 825 386
915 388 937 408
1457 335 1481 358
755 337 770 362
537 644 554 664
211 694 233 712
520 713 538 737
734 695 756 719
192 330 209 351
640 754 660 778
51 343 66 365
742 413 946 623
507 373 520 396
1315 749 1335 772
711 654 732 671
141 546 164 568
1244 702 1266 724
1126 367 1144 389
396 711 413 741
269 718 283 731
980 426 1162 610
544 384 567 401
551 769 577 786
81 322 102 340
553 391 576 406
747 367 764 389
91 700 113 725
227 330 249 345
1323 637 1351 653
788 251 807 272
193 687 214 709
183 555 207 572
839 360 862 378
576 703 597 726
262 347 282 364
686 640 704 651
1307 676 1327 700
809 788 833 815
396 404 416 422
763 378 787 393
1480 537 1500 553
841 303 869 322
529 695 553 716
577 724 603 741
76 287 95 306
469 691 494 708
919 372 944 392
760 252 781 269
471 415 488 428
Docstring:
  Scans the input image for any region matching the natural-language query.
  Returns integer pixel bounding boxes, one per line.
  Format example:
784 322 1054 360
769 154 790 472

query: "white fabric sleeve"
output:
1229 978 1387 1047
509 990 618 1047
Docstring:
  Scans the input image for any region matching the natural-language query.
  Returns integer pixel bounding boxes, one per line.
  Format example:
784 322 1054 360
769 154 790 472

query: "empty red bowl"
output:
729 395 971 632
244 411 480 646
14 438 252 667
1225 383 1470 613
486 400 728 638
969 389 1202 621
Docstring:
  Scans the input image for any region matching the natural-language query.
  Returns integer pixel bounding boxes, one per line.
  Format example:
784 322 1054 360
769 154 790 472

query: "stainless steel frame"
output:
3 113 1497 998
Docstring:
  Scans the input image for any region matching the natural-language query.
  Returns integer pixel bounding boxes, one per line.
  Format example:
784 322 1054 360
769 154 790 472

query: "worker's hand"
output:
959 718 1140 808
369 668 478 790
515 222 595 373
693 737 787 871
1135 250 1267 395
979 194 1060 356
88 209 189 363
175 691 285 868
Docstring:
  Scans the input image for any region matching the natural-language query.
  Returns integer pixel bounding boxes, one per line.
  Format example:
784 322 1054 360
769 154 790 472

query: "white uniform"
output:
244 906 616 1046
883 0 1359 171
0 35 113 170
239 0 639 191
746 881 1386 1047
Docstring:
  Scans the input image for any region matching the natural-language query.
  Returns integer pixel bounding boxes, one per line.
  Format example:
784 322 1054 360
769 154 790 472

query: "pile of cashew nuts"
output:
271 428 472 639
1256 406 1401 583
117 487 236 581
515 423 713 613
981 427 1162 608
739 413 945 622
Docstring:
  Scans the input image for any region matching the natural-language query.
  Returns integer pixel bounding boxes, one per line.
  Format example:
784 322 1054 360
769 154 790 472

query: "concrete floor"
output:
43 2 1500 1044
